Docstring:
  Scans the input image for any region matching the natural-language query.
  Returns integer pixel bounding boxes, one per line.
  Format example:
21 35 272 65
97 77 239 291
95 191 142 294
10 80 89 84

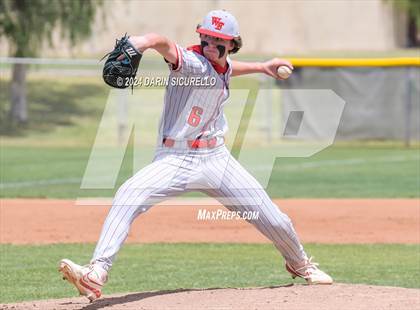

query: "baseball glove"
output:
102 34 142 89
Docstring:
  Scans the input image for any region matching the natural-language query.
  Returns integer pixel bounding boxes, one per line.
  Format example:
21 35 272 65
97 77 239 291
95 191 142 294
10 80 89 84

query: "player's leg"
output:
202 147 332 284
202 147 306 265
92 149 198 270
60 149 199 299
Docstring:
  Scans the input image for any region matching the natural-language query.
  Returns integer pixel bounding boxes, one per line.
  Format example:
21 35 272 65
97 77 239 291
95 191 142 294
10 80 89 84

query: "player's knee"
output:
114 179 133 198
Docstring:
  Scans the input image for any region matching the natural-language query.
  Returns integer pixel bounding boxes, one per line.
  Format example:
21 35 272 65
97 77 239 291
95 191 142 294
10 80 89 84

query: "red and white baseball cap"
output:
196 9 240 40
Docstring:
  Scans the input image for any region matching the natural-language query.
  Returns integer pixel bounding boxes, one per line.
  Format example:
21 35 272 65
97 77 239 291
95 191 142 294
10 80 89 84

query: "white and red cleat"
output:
286 257 333 285
59 259 108 302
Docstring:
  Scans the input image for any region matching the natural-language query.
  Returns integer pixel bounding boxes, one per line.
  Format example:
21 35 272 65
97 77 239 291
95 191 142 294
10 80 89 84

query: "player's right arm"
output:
128 33 178 66
231 59 293 79
128 33 205 75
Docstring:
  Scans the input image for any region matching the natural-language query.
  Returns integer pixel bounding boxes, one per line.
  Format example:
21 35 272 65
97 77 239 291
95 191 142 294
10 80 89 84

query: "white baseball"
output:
277 65 292 79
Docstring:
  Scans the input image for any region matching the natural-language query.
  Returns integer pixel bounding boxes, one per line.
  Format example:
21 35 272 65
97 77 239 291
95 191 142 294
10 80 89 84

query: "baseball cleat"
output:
286 257 333 285
59 259 108 302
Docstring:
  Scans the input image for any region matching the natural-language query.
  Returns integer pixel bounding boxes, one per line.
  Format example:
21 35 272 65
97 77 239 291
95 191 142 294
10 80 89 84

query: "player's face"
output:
200 34 233 62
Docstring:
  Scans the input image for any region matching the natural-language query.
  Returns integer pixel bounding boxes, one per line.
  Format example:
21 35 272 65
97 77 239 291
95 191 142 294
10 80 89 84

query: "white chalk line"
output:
0 178 81 189
1 155 418 189
253 155 419 172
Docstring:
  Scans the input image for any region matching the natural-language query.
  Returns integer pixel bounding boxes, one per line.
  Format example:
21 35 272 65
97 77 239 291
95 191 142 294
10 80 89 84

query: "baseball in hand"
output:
277 66 292 79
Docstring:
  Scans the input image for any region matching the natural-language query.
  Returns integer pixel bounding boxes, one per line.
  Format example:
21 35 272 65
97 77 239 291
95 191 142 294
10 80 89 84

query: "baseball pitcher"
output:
59 10 333 302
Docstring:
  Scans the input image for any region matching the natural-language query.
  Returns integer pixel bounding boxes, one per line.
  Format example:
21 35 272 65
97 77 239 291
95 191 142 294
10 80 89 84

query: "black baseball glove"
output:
102 34 142 89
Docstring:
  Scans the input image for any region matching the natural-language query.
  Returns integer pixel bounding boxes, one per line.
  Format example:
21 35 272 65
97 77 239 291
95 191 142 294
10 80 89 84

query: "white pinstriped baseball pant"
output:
92 144 308 271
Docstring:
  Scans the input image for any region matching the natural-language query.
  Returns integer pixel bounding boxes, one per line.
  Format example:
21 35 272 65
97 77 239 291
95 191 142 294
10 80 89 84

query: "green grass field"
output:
0 243 418 303
0 78 418 197
2 76 417 199
1 144 419 198
0 74 419 304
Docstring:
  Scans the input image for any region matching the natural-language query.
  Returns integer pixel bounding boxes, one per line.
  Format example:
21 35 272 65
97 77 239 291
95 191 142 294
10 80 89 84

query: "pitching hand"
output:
263 58 293 80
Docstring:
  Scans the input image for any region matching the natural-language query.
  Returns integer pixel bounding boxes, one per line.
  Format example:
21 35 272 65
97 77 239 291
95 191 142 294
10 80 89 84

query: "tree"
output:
388 0 420 46
0 0 102 125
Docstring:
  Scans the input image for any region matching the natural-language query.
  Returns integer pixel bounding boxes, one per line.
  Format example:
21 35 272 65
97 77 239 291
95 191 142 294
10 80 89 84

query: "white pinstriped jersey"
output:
158 44 232 142
92 45 309 273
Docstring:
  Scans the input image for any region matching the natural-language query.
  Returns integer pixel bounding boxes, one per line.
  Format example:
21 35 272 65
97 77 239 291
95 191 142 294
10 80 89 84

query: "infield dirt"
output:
1 198 418 244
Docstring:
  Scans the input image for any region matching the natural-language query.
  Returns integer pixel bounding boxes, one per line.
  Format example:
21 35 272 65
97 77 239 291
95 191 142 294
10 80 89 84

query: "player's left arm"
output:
231 58 293 79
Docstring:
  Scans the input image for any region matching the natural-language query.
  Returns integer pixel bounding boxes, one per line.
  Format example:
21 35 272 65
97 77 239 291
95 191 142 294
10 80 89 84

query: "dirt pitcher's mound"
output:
1 284 419 310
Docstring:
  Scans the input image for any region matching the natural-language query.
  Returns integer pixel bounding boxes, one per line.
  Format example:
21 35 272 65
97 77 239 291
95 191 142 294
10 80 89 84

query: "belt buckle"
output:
189 139 202 148
188 137 217 149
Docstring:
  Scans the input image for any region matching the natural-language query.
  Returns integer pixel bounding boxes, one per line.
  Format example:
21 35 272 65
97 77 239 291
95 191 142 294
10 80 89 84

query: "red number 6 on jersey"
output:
187 106 203 127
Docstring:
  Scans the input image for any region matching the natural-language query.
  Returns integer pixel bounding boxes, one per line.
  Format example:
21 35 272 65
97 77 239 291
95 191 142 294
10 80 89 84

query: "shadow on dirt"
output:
71 285 294 310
